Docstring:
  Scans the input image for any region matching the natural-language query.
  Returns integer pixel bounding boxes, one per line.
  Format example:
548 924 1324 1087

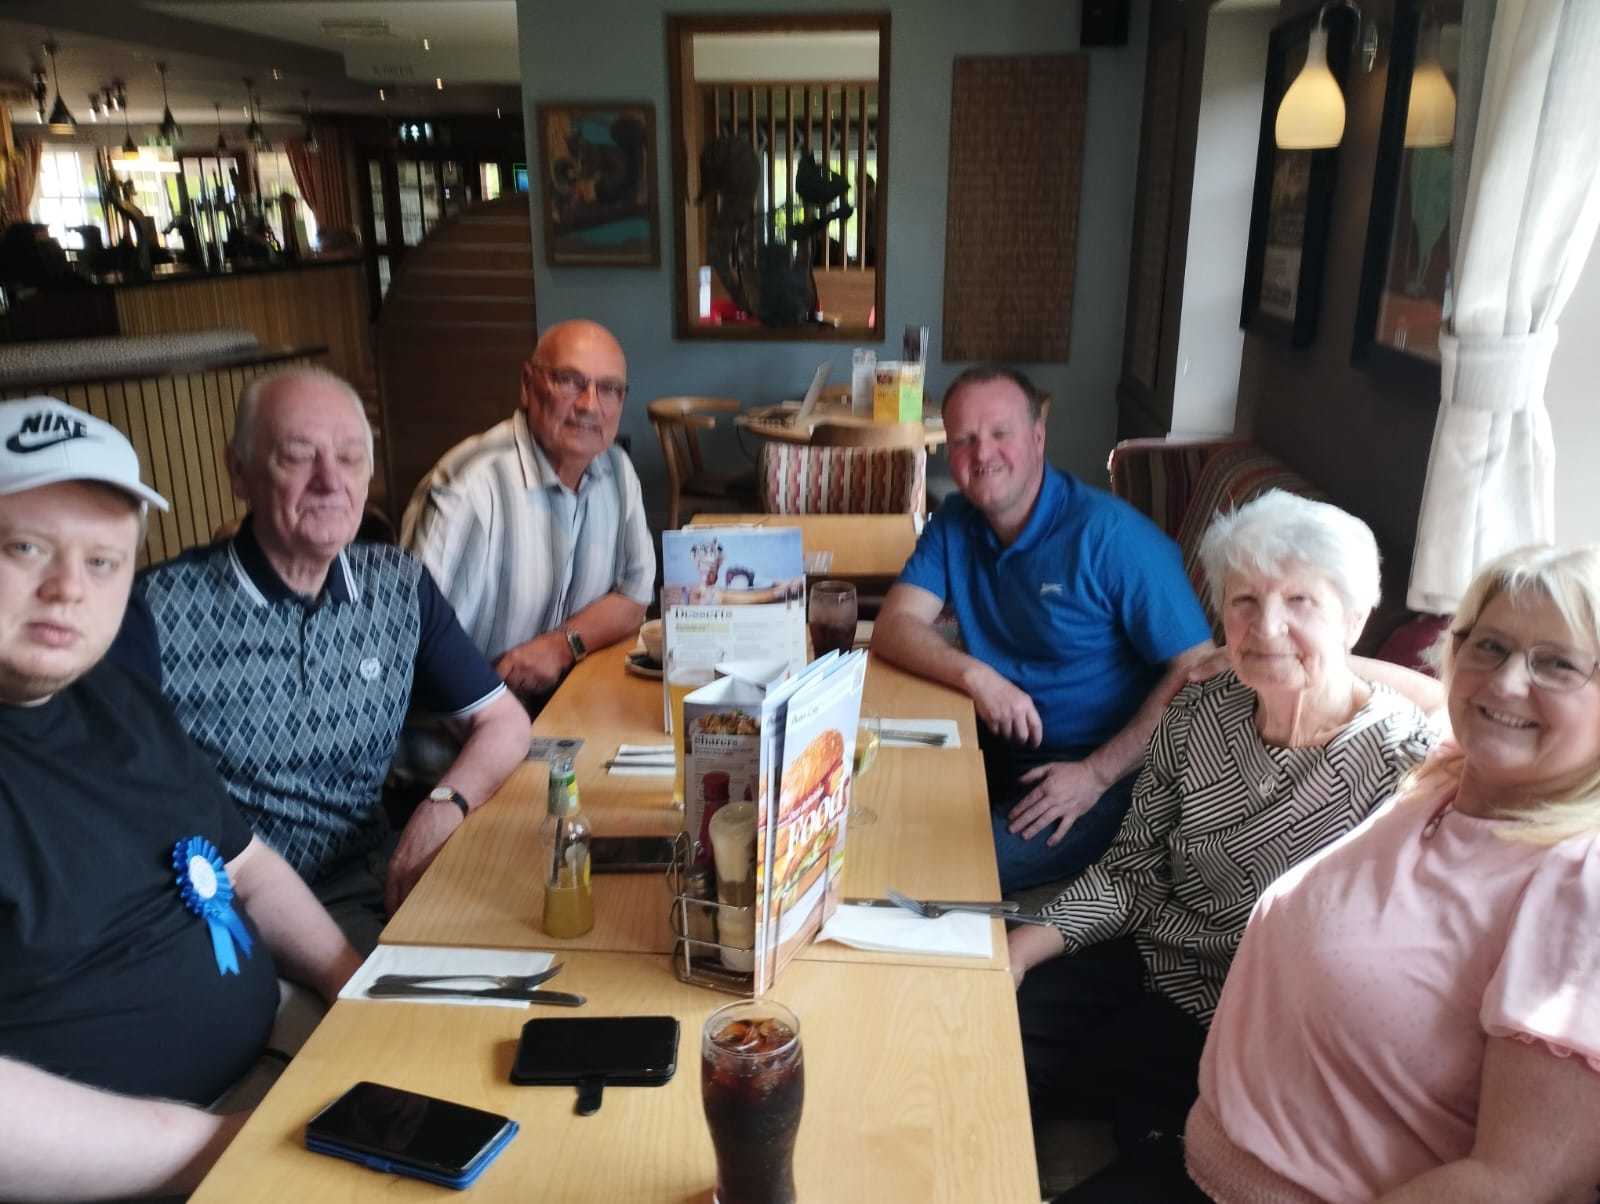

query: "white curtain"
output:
1408 0 1600 613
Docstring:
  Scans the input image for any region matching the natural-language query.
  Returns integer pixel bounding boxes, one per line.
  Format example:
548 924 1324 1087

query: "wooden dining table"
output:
737 400 947 448
192 639 1039 1202
686 512 921 588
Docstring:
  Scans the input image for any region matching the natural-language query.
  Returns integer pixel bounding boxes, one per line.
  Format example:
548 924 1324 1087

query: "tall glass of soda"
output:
807 580 857 658
701 999 804 1204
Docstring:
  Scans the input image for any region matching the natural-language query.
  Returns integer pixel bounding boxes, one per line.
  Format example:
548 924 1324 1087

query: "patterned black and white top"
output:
1041 670 1436 1023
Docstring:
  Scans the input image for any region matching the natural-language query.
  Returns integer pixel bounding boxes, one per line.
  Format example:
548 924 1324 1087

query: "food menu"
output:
680 649 866 994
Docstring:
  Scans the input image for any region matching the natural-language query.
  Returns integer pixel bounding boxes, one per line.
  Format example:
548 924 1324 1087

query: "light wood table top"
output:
192 952 1040 1204
687 512 920 586
382 642 1005 972
738 400 947 448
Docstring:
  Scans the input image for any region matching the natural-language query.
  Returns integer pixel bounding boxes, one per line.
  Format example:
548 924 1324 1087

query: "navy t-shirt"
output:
899 467 1212 753
0 659 279 1105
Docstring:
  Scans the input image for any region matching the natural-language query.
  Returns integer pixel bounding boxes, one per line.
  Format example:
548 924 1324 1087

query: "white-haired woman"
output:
1185 544 1600 1202
1015 491 1439 1200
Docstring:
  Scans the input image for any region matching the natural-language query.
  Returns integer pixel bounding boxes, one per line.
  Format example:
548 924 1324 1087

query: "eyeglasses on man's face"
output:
533 363 628 407
1453 631 1600 692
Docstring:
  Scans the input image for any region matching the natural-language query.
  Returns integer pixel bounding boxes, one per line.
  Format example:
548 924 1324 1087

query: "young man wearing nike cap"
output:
0 397 362 1201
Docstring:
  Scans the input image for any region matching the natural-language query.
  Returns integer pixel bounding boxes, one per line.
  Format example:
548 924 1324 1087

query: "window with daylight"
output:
30 149 106 250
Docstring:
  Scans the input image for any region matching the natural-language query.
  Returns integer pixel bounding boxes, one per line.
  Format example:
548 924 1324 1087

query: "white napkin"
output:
877 718 961 749
611 742 675 777
340 944 556 1009
819 905 993 959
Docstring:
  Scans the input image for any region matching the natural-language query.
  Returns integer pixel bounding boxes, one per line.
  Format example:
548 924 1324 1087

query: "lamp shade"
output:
1275 24 1345 150
1404 27 1456 148
46 93 77 135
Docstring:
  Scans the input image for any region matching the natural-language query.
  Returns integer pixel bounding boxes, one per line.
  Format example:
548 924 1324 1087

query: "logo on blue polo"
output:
6 410 92 454
1039 583 1064 598
359 657 381 681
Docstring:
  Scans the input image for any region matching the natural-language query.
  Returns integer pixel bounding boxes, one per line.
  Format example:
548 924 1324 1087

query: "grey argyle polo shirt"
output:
121 519 504 884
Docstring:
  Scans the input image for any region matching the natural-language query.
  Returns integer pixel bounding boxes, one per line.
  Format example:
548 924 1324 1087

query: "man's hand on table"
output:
495 632 572 695
1008 760 1112 845
963 663 1044 747
384 799 464 915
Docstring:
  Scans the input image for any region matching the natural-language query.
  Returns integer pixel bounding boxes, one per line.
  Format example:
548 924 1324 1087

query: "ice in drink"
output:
702 1002 804 1204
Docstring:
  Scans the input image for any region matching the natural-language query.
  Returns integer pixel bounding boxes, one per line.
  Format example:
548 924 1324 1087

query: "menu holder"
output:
667 651 868 995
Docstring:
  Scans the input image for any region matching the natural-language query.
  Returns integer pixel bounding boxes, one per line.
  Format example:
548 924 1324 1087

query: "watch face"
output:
429 787 453 802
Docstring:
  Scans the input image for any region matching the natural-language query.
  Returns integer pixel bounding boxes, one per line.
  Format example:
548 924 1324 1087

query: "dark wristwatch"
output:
427 786 470 819
564 626 588 663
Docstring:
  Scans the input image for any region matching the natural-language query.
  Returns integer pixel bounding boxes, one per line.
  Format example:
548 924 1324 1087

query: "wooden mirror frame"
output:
666 11 891 342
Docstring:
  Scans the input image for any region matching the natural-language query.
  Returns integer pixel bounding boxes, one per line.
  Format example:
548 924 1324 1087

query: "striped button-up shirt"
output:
401 409 655 661
1042 671 1435 1023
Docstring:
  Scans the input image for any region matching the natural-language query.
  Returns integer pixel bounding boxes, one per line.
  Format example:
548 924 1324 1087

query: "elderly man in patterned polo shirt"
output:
115 368 530 951
400 319 653 758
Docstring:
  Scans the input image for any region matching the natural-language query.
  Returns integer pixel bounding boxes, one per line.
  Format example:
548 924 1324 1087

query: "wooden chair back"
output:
810 420 926 449
646 395 742 527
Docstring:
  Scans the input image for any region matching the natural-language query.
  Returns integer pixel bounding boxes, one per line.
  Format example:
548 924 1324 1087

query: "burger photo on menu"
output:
772 726 847 924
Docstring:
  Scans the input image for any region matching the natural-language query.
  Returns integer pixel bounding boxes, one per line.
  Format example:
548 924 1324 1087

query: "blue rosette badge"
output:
172 837 255 976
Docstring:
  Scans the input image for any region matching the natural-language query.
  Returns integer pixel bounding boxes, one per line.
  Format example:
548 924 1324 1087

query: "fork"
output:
885 889 1057 927
370 965 563 992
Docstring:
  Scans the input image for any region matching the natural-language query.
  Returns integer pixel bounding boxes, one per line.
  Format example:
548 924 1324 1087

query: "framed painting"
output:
1353 0 1470 384
536 101 661 268
1240 8 1355 347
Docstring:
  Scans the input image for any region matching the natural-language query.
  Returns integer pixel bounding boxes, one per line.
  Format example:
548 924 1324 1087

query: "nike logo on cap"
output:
5 412 91 454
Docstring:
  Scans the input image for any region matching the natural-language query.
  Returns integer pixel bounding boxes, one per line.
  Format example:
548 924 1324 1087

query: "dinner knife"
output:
843 897 1020 914
365 982 587 1006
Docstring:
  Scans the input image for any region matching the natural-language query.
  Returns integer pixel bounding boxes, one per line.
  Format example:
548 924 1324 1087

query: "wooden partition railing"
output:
2 346 323 565
699 81 879 271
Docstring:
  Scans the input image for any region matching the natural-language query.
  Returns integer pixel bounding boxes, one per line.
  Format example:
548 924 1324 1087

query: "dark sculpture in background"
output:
696 134 853 328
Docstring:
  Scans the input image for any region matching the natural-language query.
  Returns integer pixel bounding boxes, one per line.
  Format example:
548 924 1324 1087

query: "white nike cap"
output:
0 396 170 511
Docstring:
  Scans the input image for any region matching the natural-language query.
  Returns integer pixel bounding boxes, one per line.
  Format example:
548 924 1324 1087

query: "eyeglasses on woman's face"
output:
1453 631 1600 692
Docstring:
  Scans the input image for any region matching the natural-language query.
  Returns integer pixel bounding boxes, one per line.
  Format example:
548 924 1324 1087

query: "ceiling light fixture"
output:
114 80 127 112
214 101 228 152
301 88 320 153
272 66 283 81
156 62 183 148
31 67 48 124
87 94 102 122
1274 0 1380 150
242 77 271 152
120 91 138 155
422 36 431 51
43 41 77 134
435 77 443 91
378 87 387 102
1403 15 1457 148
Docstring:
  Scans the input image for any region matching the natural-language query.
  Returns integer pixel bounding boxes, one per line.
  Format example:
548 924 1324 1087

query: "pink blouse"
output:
1186 777 1600 1203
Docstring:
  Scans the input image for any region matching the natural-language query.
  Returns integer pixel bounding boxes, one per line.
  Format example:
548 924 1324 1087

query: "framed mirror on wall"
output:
1354 0 1494 383
666 13 889 341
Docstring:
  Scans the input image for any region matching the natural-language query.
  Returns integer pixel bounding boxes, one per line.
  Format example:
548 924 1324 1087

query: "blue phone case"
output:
306 1118 519 1190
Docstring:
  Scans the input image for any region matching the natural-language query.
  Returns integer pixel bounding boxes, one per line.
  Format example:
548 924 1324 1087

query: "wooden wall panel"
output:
942 56 1087 362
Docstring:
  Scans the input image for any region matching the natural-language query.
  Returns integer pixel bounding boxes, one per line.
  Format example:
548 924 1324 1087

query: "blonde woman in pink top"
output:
1187 545 1600 1203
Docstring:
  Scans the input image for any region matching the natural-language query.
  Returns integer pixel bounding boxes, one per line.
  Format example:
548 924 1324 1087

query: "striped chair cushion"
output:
758 443 927 515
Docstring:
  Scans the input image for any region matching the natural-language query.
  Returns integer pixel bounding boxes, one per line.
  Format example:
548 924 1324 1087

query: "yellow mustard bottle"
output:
542 757 593 938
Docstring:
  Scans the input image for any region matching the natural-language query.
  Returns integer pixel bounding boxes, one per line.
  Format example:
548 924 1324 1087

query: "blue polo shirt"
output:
899 467 1210 753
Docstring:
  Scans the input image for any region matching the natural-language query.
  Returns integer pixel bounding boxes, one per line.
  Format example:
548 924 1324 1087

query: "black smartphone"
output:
305 1081 518 1189
511 1016 680 1087
589 834 677 873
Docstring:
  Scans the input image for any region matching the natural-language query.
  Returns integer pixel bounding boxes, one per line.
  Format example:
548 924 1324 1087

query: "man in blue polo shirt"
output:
115 368 530 951
871 366 1213 891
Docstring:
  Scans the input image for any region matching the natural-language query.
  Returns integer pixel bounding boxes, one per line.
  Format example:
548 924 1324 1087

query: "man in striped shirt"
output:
402 320 654 753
